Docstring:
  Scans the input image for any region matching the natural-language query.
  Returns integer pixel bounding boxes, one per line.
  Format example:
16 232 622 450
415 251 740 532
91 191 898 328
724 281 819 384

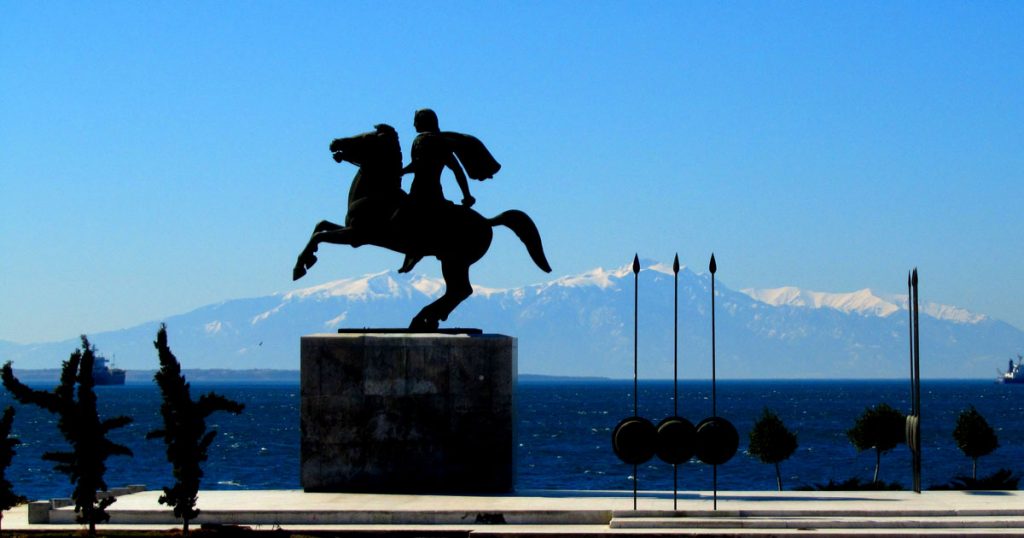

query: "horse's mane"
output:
372 124 402 172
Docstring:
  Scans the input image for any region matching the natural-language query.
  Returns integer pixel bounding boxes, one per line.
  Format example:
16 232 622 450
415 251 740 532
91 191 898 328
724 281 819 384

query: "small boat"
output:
999 355 1024 384
93 355 126 385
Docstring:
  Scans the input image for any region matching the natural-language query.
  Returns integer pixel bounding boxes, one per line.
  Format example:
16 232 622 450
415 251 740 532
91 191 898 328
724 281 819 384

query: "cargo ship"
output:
1000 355 1024 384
93 355 126 385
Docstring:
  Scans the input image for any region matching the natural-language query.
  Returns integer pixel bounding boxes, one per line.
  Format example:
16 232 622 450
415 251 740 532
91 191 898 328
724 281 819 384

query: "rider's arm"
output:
446 155 474 207
401 162 415 175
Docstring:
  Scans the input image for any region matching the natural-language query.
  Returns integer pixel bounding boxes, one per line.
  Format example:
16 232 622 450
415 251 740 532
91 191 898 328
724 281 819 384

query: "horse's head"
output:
329 124 402 174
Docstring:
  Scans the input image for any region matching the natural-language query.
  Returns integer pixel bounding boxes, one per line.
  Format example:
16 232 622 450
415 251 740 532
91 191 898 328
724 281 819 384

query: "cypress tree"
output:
147 325 244 535
1 336 133 536
0 406 23 531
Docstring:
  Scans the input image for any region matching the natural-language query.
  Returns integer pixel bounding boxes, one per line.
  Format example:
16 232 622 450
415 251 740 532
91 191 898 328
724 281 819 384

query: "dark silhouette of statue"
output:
293 111 551 330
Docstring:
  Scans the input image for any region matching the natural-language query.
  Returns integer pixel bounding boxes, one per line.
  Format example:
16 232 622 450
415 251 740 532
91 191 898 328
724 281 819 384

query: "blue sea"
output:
3 379 1023 501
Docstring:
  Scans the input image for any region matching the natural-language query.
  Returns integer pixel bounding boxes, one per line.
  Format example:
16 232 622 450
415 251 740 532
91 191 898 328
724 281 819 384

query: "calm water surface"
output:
2 379 1021 501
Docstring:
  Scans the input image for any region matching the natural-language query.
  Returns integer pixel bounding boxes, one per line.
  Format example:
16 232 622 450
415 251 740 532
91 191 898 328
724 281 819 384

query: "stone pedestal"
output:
301 333 516 493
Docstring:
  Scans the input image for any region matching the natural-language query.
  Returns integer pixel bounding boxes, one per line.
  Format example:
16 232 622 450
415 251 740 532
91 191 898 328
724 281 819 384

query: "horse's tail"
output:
489 210 552 273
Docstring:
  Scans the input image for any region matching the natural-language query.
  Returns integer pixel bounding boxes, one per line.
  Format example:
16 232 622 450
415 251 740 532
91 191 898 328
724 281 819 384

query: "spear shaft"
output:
673 254 680 510
709 253 718 510
632 255 640 509
908 271 915 414
633 255 639 417
912 268 921 493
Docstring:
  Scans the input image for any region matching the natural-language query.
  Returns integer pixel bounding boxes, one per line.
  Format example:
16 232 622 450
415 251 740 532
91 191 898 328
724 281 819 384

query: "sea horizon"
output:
3 368 1007 383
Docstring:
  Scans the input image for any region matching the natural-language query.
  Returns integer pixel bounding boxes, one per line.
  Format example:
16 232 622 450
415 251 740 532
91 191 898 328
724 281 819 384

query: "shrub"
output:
952 405 999 480
799 477 904 491
930 468 1020 491
846 402 904 483
748 408 798 491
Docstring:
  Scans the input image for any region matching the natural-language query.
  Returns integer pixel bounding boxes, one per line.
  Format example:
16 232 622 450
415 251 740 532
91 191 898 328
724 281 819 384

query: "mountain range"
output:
2 262 1022 379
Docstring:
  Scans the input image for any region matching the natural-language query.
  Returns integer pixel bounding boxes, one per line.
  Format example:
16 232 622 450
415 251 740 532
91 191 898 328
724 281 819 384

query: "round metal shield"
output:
656 416 697 464
612 416 657 465
905 414 920 453
694 416 739 465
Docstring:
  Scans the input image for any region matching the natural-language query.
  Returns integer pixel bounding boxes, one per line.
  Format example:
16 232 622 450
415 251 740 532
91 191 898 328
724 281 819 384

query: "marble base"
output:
300 333 516 493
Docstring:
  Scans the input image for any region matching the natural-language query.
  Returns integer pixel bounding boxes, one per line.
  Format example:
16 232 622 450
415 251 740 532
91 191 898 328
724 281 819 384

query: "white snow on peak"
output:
324 312 347 327
281 270 504 301
547 266 628 290
741 287 900 317
645 261 681 276
277 265 988 325
252 303 284 325
285 271 428 301
545 261 681 290
471 283 508 298
409 275 444 298
919 302 987 324
743 286 987 324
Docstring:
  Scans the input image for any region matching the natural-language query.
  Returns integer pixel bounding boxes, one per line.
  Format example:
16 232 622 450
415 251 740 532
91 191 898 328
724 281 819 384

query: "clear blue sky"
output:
2 2 1022 343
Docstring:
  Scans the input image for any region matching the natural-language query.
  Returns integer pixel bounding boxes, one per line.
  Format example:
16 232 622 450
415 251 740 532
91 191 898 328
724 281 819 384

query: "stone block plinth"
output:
301 333 516 493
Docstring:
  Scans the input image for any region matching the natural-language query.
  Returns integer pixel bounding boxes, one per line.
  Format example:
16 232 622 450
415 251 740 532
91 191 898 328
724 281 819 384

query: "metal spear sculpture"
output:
694 253 738 511
611 255 656 510
612 254 736 511
655 254 696 511
906 268 922 493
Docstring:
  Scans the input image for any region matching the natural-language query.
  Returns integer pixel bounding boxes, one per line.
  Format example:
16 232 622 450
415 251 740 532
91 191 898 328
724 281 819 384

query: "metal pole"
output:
632 255 640 509
633 255 640 417
674 254 680 417
908 271 915 413
710 254 717 418
633 464 637 510
709 253 718 510
673 253 680 510
912 268 922 493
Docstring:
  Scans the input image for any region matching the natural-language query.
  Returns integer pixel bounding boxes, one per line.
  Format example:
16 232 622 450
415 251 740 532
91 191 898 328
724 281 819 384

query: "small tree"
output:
1 336 133 536
748 407 798 491
147 325 244 535
846 403 905 484
953 405 999 480
0 406 23 531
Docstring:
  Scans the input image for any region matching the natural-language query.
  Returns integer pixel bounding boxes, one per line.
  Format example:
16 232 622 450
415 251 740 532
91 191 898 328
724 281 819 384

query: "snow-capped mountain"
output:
740 286 988 324
1 263 1021 379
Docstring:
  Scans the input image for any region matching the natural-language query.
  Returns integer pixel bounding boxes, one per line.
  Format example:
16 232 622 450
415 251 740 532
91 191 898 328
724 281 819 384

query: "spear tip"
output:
632 254 640 274
912 267 918 286
673 254 680 274
709 253 717 274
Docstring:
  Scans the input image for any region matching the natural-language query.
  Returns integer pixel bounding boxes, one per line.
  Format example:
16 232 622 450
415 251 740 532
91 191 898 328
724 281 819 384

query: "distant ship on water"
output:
93 355 125 385
999 355 1024 384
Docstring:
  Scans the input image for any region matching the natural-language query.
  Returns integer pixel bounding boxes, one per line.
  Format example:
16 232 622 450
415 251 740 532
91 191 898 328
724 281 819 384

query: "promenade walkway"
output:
7 489 1024 535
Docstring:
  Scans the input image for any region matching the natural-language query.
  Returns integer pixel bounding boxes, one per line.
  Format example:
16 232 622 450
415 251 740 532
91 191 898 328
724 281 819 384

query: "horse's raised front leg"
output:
292 223 357 281
409 261 473 329
314 220 343 234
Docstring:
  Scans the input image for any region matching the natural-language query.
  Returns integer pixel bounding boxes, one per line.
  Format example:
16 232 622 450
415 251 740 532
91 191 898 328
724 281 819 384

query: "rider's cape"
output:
441 131 501 180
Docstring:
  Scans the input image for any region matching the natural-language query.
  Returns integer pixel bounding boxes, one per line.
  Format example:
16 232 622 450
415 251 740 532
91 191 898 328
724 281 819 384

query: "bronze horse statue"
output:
293 124 551 329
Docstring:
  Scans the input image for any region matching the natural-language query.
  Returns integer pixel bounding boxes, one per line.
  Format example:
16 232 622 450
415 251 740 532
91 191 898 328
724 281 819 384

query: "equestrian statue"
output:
293 109 551 330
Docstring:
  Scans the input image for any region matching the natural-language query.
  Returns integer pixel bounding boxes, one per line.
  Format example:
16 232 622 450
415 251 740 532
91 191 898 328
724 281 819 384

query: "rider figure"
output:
405 109 476 207
397 108 477 273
